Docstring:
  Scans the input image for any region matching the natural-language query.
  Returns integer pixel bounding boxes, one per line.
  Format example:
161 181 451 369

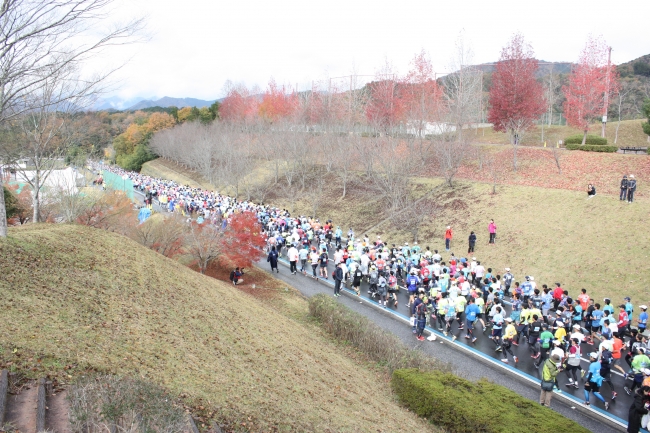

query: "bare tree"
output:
433 128 468 188
0 63 94 222
303 170 326 218
184 221 224 274
390 192 435 243
484 154 500 194
614 82 633 144
333 133 356 198
0 0 144 237
443 35 483 142
551 146 563 174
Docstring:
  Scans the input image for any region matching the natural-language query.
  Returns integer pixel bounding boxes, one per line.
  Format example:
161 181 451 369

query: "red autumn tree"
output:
219 83 259 123
488 33 545 170
563 36 618 145
220 211 267 267
402 50 445 146
258 79 298 122
365 61 405 131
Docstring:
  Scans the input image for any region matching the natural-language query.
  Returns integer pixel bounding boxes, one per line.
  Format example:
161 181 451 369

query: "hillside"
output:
0 224 439 432
143 154 650 307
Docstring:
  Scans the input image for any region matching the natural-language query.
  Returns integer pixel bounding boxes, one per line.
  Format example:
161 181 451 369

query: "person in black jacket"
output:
627 175 637 203
267 246 279 273
333 263 344 297
468 231 477 253
627 385 650 433
620 175 629 201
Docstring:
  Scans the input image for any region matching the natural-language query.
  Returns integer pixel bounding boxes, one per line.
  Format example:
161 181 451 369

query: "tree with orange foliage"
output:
219 82 260 123
220 211 267 268
365 61 405 132
147 112 176 132
258 79 298 123
76 190 137 235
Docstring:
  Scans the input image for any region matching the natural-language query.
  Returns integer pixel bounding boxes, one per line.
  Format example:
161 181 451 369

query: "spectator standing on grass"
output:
444 226 453 251
628 175 637 203
488 219 497 244
620 175 629 201
267 246 279 273
468 231 476 253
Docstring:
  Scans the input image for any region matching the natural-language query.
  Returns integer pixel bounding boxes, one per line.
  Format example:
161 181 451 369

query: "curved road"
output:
260 250 641 433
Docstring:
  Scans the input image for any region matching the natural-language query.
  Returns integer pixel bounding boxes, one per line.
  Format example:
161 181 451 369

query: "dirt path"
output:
4 384 37 433
45 390 71 433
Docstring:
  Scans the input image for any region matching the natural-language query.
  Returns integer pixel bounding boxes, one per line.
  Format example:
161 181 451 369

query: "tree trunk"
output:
512 146 518 172
0 176 7 237
33 191 40 223
581 130 588 146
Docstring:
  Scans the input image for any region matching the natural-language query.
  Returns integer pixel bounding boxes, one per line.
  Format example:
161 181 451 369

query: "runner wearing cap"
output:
501 317 518 364
565 338 583 388
584 352 609 410
464 297 480 343
626 349 650 395
502 268 513 298
405 269 420 308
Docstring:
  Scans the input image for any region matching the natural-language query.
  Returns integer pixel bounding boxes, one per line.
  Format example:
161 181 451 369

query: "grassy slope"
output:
144 157 650 307
371 181 650 307
470 119 648 147
0 224 439 433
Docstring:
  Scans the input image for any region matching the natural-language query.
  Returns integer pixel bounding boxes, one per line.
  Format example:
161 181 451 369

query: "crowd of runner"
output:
95 162 650 426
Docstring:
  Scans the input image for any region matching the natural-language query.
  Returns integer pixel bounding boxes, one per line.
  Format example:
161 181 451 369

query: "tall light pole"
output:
602 46 612 138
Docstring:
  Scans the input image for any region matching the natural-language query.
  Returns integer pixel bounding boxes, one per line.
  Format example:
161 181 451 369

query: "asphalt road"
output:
259 251 637 433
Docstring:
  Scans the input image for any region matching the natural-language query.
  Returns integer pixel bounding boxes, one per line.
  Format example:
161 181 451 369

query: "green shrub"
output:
565 143 618 152
564 134 608 145
392 369 591 433
308 294 448 373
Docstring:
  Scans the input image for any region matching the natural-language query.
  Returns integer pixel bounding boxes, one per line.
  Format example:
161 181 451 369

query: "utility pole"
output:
602 46 612 138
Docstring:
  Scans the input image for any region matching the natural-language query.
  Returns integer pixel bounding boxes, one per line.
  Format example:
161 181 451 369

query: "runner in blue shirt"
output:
491 306 504 352
638 305 648 333
465 298 480 343
405 270 420 308
591 304 604 342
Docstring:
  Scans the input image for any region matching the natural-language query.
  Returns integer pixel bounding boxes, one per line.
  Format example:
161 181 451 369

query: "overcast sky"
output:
96 0 649 103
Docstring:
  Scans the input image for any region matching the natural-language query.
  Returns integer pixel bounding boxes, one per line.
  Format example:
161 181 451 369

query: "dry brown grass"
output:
0 224 441 433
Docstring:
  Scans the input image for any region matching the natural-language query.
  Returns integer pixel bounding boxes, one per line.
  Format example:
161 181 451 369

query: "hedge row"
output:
392 369 591 433
308 294 449 373
564 134 608 145
565 143 618 152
